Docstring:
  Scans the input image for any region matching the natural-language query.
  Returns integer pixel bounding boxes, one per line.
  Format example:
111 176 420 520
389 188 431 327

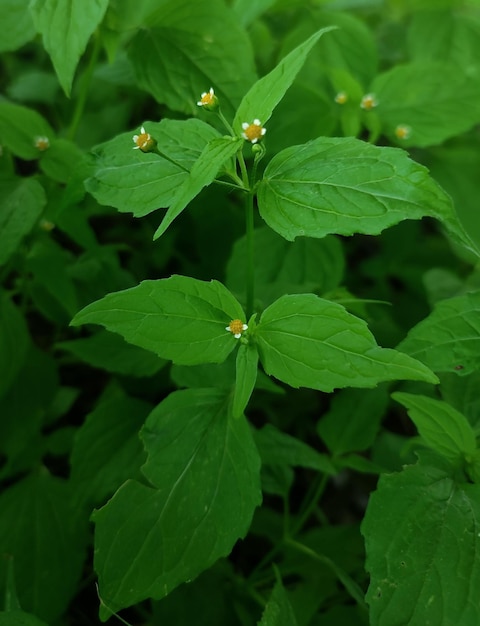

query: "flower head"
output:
395 124 411 140
132 126 156 152
34 136 50 151
226 319 248 339
197 87 218 111
334 91 348 105
241 119 266 144
360 93 378 110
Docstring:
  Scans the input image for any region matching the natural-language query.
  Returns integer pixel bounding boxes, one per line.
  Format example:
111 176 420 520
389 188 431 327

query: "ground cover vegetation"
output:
1 0 480 624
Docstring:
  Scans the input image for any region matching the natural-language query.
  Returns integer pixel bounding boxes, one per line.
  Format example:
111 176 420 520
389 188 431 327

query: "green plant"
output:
1 1 480 625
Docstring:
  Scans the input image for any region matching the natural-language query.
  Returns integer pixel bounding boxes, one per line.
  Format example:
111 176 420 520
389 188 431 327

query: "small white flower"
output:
241 119 266 144
395 124 411 140
197 87 218 109
132 126 156 152
226 319 248 339
34 136 50 151
360 93 378 110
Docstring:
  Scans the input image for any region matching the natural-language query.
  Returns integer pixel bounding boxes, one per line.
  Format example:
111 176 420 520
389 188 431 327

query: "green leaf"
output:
57 329 165 377
71 275 245 366
0 102 54 160
254 424 336 475
226 226 344 309
233 27 336 134
0 470 87 623
0 291 30 398
128 0 256 118
0 347 58 480
85 119 220 217
233 343 259 418
258 579 298 626
408 10 480 70
372 62 480 148
29 0 109 96
93 388 262 615
0 0 36 52
257 136 454 241
153 136 243 239
0 611 48 626
397 291 480 376
317 387 389 456
392 392 476 464
39 138 90 184
0 178 46 267
70 387 151 508
362 463 480 626
255 294 438 392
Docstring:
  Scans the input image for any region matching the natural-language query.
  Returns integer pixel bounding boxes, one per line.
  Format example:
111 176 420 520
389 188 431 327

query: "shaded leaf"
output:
128 0 256 117
0 0 35 52
94 389 262 616
397 291 480 376
0 178 46 267
258 579 298 626
0 102 53 160
233 343 259 418
392 392 476 465
363 463 480 626
29 0 109 96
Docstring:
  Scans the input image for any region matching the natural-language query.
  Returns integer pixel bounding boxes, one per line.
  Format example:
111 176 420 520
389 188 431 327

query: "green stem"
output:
67 32 101 141
245 189 255 318
285 539 368 612
217 108 235 135
290 473 329 536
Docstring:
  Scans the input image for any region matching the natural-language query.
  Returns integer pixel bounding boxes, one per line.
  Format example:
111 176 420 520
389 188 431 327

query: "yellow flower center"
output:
335 92 348 104
395 125 411 140
244 123 264 142
201 92 214 105
228 319 245 335
135 132 150 149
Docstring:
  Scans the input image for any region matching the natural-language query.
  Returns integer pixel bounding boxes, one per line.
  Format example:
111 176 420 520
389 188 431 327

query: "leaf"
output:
397 291 480 376
128 0 256 118
93 388 262 616
29 0 109 96
0 0 36 52
255 294 438 392
71 275 245 366
0 470 87 623
0 291 30 398
317 386 389 456
70 388 151 508
85 119 220 217
372 62 480 148
0 102 54 160
0 178 46 267
257 136 454 241
57 329 165 377
39 138 90 184
0 611 48 626
392 392 476 465
233 27 336 134
254 424 336 475
153 136 243 239
226 226 344 309
362 463 480 626
408 10 480 72
233 343 259 418
258 579 298 626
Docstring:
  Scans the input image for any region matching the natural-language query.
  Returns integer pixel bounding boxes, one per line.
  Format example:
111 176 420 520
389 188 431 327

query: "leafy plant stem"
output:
290 473 329 536
245 189 255 318
285 538 368 611
217 109 235 136
67 31 101 141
